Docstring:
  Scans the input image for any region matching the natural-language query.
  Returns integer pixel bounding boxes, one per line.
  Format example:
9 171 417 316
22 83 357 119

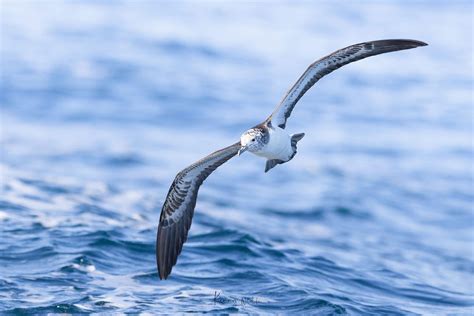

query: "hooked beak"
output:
238 145 248 156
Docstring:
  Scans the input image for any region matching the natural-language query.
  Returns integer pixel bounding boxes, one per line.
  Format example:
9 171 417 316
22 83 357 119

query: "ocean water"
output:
1 1 473 314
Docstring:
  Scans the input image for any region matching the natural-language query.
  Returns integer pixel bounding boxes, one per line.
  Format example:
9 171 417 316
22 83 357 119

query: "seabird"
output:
156 39 427 279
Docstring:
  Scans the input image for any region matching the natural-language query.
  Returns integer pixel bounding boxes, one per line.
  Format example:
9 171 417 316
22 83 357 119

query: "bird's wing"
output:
268 39 427 129
156 141 240 279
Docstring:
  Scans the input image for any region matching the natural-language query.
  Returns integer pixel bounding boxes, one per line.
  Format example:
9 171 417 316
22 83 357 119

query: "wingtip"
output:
393 39 428 47
411 39 428 47
371 39 428 50
158 265 170 280
157 256 173 280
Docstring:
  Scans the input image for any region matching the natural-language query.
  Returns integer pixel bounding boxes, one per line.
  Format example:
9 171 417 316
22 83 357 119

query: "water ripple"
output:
1 1 473 314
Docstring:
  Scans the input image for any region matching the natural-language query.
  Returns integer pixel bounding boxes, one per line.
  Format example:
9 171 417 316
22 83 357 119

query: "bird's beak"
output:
238 146 248 156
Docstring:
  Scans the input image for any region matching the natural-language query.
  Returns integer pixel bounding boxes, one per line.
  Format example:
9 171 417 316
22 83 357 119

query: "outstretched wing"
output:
156 142 240 279
268 39 427 129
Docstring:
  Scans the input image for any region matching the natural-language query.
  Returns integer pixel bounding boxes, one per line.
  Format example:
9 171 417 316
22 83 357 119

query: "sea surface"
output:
1 1 473 314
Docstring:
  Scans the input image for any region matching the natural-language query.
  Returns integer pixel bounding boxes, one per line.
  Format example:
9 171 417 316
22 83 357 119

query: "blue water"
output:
1 1 473 314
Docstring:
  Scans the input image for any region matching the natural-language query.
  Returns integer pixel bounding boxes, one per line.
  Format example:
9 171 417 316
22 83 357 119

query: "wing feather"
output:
269 39 427 128
156 142 240 279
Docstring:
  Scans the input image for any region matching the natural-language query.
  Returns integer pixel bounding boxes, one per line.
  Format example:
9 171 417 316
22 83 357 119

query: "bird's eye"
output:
251 138 255 142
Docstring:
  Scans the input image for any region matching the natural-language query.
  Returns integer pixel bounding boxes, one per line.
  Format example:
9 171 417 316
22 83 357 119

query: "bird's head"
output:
239 127 267 155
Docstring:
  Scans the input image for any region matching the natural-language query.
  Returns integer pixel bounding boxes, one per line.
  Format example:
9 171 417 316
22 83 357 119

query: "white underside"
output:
253 127 293 161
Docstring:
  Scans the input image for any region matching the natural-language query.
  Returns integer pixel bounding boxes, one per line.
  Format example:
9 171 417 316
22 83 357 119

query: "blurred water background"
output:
1 1 473 314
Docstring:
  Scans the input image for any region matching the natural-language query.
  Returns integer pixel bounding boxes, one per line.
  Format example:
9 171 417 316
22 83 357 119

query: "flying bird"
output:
156 39 427 279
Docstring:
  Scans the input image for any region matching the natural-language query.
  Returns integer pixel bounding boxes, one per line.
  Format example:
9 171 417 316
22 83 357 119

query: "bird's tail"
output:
264 132 305 173
289 133 305 159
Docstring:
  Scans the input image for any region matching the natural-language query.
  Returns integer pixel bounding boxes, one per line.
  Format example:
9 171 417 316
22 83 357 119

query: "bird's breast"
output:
255 127 292 160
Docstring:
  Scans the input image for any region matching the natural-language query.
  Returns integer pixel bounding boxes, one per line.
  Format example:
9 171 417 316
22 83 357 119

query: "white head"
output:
239 127 267 155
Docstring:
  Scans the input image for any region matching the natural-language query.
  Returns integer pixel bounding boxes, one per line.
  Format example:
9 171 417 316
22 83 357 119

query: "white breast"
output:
255 127 293 161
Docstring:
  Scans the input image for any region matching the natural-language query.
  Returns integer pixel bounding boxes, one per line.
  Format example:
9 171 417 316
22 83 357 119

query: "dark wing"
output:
268 39 427 129
156 142 240 279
